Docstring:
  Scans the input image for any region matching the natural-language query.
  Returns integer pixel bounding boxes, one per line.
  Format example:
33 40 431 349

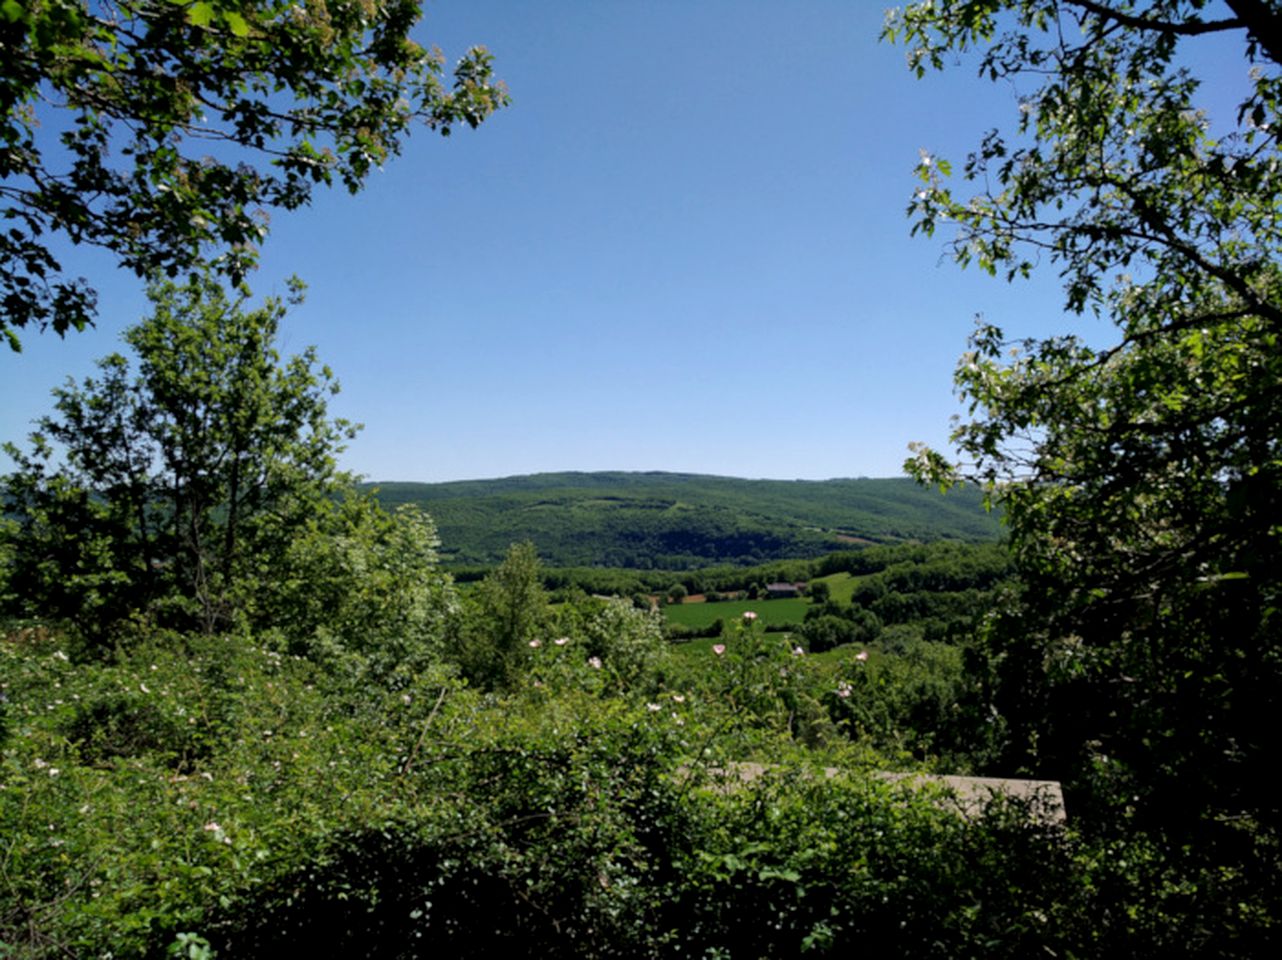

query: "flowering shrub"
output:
1 622 1259 957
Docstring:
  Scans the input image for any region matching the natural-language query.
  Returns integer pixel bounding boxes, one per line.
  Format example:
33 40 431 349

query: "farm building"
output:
766 581 806 599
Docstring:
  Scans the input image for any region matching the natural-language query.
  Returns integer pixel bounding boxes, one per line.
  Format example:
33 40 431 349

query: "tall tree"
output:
2 272 355 639
458 540 548 689
886 0 1282 855
0 1 507 349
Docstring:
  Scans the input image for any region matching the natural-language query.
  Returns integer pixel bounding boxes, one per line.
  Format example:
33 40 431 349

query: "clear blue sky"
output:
0 1 1251 482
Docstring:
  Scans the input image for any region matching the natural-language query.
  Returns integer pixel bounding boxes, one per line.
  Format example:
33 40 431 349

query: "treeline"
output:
508 540 1011 603
802 543 1009 652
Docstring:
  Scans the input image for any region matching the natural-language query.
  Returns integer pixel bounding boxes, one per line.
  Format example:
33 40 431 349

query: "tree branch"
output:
1063 0 1245 38
1223 0 1282 64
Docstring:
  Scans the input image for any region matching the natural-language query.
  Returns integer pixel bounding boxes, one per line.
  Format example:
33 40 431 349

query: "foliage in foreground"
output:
4 626 1276 960
1 627 1217 960
0 275 456 668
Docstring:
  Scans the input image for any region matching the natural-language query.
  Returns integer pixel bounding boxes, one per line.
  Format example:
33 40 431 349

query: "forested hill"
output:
365 472 1001 568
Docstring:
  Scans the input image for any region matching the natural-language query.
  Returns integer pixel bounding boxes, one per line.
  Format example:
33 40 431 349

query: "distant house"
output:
766 582 805 599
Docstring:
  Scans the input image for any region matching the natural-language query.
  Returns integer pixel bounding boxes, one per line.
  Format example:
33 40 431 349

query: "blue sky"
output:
0 1 1251 482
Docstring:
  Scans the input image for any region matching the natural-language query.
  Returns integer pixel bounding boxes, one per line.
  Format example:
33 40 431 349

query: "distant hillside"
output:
366 472 1001 569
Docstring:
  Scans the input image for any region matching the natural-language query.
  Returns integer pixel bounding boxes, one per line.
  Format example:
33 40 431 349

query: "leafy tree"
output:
251 494 457 684
801 604 882 654
0 1 507 349
887 0 1282 870
458 540 549 689
548 593 666 691
1 272 355 640
667 582 688 604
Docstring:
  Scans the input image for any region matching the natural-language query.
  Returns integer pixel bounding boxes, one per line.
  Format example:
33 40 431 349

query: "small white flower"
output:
528 639 542 649
554 637 570 646
52 650 68 662
646 703 661 712
587 657 602 670
139 682 150 694
792 646 805 657
671 694 686 703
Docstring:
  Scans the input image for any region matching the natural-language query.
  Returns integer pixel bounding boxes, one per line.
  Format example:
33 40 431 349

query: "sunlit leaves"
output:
0 1 508 348
890 3 1282 863
886 1 1282 325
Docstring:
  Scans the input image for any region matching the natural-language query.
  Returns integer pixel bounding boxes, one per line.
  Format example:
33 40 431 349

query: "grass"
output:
813 572 858 604
663 597 810 629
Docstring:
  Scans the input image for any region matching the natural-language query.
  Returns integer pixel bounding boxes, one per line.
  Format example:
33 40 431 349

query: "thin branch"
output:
1063 0 1245 37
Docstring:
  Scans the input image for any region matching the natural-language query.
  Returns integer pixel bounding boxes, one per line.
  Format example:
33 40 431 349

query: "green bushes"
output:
62 692 207 771
251 496 457 685
5 620 1279 957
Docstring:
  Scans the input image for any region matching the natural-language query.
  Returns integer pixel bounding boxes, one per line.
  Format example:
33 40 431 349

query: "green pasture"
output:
663 597 810 629
813 571 858 603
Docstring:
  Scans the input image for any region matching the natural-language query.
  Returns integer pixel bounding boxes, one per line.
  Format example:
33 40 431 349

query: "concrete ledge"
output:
690 763 1066 824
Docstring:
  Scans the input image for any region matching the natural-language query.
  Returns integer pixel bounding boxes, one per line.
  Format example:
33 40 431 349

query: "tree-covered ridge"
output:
367 473 1001 567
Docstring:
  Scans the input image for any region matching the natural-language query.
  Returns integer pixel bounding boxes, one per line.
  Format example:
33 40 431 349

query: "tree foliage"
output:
0 0 507 349
456 540 549 689
1 272 356 640
887 0 1282 851
250 493 457 683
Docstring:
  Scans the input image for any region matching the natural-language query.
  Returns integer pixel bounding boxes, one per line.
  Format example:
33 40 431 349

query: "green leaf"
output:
223 11 250 37
1 0 24 23
186 2 213 28
758 867 801 883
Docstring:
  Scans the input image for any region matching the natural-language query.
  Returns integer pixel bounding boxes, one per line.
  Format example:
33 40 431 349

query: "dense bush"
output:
801 604 883 653
0 627 1100 959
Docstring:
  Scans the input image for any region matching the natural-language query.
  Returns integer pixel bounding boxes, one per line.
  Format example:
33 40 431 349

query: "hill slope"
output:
366 472 1000 568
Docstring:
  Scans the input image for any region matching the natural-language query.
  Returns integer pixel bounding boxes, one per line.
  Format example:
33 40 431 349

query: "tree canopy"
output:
2 273 357 639
0 0 507 350
886 0 1280 332
887 0 1282 860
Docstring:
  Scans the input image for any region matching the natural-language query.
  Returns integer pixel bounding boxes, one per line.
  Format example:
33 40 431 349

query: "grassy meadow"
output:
662 596 810 629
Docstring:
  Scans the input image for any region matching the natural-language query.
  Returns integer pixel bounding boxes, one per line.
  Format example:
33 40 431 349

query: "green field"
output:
663 597 810 629
813 571 859 603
